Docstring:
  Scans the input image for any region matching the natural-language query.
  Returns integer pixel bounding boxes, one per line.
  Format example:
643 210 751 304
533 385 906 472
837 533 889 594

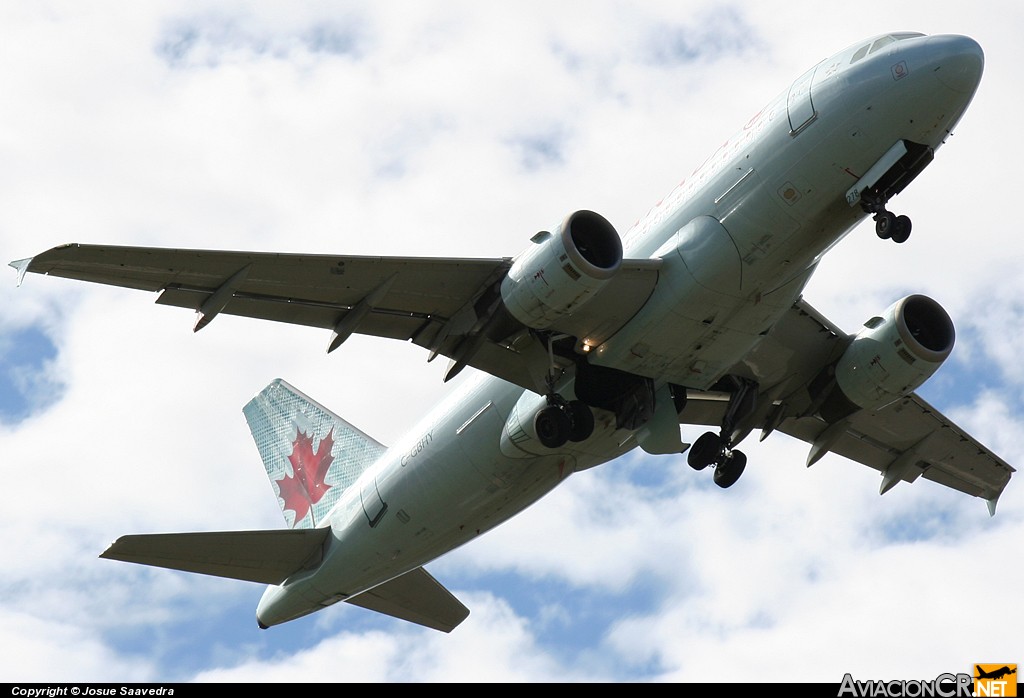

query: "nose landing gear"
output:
872 210 912 243
862 189 912 244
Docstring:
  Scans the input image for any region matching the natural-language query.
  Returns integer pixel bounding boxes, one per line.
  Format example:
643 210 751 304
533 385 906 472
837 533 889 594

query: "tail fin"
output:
243 379 387 529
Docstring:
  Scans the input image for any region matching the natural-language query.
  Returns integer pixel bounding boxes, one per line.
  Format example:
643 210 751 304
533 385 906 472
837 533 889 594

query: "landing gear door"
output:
787 65 818 135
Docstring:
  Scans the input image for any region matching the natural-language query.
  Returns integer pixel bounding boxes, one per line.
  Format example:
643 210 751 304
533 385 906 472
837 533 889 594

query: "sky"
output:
1 0 1022 684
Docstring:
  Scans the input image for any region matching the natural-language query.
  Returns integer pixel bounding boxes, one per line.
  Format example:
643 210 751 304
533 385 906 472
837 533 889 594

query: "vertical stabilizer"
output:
243 379 387 529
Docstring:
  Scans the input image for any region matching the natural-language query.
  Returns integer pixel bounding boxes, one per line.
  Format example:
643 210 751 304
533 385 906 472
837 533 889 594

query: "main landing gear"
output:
686 377 757 489
861 189 911 244
533 332 595 449
687 432 747 488
534 396 594 449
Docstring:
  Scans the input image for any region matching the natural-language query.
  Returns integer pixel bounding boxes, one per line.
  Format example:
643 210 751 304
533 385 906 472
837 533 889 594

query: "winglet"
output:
986 494 1000 517
9 258 32 287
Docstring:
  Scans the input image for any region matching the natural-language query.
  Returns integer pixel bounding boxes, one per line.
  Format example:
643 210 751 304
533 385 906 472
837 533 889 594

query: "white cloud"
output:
0 609 157 682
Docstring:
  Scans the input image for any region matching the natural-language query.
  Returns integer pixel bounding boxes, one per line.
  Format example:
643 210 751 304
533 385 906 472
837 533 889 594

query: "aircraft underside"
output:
11 32 1012 632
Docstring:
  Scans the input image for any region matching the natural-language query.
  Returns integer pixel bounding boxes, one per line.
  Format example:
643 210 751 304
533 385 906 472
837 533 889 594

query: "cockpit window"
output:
852 33 924 64
870 36 895 54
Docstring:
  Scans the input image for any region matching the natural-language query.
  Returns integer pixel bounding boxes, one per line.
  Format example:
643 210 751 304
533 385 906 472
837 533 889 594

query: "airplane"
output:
975 666 1017 681
10 32 1015 633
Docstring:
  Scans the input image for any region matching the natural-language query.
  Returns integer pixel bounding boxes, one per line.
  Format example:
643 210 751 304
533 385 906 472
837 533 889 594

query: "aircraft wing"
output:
14 243 660 392
17 245 1011 508
678 299 1014 512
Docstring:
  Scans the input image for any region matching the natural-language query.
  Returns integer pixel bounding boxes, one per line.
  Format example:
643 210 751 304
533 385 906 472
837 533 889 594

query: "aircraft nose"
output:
925 34 984 94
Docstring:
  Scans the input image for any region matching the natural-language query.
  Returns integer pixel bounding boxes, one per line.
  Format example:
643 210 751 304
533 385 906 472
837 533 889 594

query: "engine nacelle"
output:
500 210 622 329
822 294 954 421
499 390 552 458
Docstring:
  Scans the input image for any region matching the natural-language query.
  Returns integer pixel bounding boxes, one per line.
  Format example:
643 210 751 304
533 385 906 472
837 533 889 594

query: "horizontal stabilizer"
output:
347 567 469 633
100 528 331 584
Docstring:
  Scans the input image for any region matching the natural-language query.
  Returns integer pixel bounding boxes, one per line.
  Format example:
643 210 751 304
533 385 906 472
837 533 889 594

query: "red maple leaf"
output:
276 428 335 524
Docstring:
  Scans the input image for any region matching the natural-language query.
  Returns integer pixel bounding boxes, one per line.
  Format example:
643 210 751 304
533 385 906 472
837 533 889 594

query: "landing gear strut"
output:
861 189 911 244
533 333 595 449
686 377 757 489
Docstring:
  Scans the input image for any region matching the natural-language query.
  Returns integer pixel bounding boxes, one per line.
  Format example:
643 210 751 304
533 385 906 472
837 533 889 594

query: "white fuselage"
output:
256 34 983 627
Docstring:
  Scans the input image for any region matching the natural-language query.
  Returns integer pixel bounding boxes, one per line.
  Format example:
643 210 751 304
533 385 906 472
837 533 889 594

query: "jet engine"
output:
819 294 954 422
500 210 622 329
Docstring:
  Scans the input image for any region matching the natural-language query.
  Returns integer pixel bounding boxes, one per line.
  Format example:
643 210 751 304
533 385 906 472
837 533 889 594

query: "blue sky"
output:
1 0 1022 683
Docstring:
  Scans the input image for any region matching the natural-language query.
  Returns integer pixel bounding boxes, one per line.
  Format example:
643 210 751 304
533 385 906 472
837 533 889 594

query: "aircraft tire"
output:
713 450 747 488
875 211 895 239
688 431 721 470
535 405 570 449
891 215 912 243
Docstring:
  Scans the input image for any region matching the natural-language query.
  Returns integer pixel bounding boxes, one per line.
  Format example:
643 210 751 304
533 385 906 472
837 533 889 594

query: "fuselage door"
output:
359 474 388 528
786 64 818 135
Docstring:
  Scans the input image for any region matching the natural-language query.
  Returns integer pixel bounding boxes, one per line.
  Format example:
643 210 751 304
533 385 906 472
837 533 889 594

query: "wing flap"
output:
155 286 432 340
346 566 469 633
100 528 331 584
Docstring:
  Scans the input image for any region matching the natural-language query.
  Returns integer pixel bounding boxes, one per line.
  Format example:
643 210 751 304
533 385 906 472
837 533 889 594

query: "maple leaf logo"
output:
276 427 335 525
